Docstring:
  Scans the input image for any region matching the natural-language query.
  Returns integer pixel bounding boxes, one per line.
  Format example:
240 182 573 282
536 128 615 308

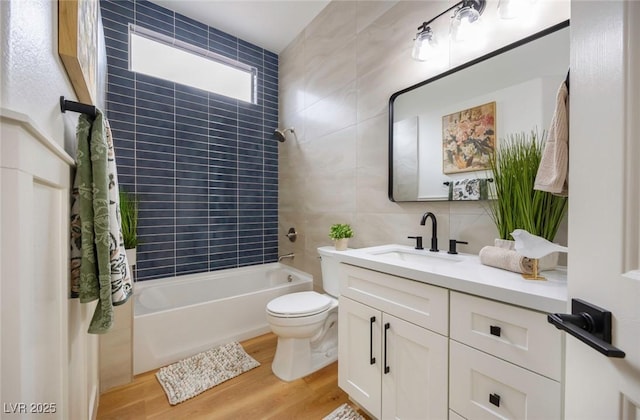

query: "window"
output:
129 25 257 104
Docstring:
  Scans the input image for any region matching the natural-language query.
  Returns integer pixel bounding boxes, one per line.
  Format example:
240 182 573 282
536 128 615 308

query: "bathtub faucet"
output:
278 252 295 262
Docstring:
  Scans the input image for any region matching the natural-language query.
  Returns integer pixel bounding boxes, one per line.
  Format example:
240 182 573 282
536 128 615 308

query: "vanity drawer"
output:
450 340 561 420
450 291 562 380
340 264 448 335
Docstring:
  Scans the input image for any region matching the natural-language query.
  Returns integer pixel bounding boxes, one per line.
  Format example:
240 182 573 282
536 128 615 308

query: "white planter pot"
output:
334 238 349 251
537 252 560 271
494 238 559 271
125 247 137 266
125 248 137 282
494 238 515 250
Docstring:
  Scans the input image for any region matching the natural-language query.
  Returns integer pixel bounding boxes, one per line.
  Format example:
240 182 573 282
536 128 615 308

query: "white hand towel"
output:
535 81 569 196
479 246 534 274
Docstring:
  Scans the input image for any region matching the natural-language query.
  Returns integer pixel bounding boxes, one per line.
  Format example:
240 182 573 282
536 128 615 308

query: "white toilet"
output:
266 246 341 381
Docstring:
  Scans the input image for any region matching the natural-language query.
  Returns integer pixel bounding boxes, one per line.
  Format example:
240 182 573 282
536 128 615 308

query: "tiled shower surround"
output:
101 0 279 281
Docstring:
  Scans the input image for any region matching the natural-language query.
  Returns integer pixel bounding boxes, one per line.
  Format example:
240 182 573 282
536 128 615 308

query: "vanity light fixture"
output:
412 0 486 61
411 23 439 61
412 0 538 60
450 0 486 43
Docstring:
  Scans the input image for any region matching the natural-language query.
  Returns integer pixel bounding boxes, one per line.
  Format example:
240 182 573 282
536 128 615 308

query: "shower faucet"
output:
278 253 295 262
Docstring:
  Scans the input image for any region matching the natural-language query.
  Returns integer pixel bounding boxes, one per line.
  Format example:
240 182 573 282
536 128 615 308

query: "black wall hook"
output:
60 96 97 118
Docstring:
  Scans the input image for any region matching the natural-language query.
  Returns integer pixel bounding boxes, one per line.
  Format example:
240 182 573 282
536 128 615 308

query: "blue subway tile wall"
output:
101 0 279 281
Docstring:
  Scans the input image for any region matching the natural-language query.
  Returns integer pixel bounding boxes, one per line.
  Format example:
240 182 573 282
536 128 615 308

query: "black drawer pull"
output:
369 316 376 365
489 393 501 407
384 323 390 374
490 325 501 337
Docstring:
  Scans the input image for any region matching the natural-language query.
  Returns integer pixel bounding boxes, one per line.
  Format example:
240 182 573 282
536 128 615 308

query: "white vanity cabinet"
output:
448 292 563 420
337 262 565 420
338 265 449 420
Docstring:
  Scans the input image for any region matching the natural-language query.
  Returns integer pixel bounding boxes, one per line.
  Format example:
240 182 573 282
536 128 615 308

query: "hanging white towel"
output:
535 81 569 196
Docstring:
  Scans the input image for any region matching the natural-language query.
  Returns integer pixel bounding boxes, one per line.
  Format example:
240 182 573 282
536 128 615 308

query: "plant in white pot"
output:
329 223 353 251
119 189 139 273
488 130 567 269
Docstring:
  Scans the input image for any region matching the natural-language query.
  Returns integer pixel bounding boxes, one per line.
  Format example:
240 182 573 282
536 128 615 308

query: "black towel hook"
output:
565 69 570 93
60 96 97 118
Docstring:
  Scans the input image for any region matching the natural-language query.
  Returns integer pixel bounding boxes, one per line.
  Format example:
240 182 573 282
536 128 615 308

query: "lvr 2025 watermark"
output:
3 402 57 414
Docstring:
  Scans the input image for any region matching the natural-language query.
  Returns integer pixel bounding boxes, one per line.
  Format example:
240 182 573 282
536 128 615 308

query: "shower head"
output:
274 129 287 142
274 127 296 142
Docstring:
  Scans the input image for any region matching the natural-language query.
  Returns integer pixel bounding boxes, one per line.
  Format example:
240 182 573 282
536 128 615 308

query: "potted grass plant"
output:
119 189 139 268
329 223 354 251
488 130 567 267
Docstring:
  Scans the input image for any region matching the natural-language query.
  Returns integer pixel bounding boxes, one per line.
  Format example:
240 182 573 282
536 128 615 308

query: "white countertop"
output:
324 244 568 313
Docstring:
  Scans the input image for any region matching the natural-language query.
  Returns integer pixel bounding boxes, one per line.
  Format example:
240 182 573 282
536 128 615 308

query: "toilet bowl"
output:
266 291 338 381
266 247 342 381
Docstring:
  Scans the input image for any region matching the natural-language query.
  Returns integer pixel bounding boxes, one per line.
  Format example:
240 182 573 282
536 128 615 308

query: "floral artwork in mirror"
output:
442 101 496 174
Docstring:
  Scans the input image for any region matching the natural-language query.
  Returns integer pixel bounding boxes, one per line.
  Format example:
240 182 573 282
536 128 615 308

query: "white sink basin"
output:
374 249 462 264
358 245 464 267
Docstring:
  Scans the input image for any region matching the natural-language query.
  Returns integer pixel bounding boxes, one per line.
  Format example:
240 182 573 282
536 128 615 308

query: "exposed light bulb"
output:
450 6 483 43
412 26 439 61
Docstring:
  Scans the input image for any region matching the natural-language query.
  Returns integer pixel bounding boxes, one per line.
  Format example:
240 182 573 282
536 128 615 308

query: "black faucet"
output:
448 239 468 254
407 236 424 250
420 212 438 252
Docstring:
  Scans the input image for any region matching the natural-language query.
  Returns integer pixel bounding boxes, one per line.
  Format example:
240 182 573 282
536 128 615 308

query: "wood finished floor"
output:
97 333 370 420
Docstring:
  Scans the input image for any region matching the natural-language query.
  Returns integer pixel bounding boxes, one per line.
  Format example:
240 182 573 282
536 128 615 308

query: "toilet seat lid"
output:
267 291 332 317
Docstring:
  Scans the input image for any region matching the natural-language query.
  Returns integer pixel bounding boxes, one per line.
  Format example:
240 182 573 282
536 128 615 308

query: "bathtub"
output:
133 263 312 374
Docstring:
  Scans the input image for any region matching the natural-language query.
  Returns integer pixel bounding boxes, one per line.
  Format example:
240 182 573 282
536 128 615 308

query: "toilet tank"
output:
317 246 343 297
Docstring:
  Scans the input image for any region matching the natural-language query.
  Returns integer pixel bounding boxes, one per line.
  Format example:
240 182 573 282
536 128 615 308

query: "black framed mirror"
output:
388 20 570 202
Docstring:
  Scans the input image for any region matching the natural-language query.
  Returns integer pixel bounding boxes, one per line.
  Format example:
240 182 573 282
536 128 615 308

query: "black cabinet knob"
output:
490 325 501 337
489 393 501 407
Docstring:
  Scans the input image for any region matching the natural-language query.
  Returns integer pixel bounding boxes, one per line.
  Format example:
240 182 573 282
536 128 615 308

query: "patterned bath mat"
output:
156 341 260 405
323 403 365 420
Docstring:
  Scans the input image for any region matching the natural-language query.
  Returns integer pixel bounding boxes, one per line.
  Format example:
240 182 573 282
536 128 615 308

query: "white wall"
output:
278 0 570 289
0 0 78 151
0 0 102 418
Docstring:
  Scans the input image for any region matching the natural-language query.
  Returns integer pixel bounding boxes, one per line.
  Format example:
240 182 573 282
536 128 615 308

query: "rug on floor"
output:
323 403 365 420
155 341 260 405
